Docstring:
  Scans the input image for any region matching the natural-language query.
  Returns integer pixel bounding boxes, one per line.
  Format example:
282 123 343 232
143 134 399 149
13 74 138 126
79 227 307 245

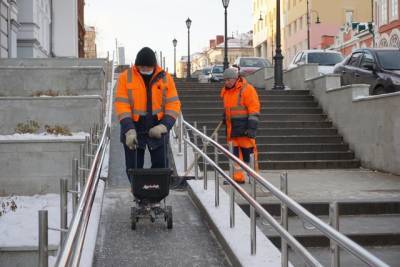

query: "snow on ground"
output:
0 132 89 141
0 194 72 248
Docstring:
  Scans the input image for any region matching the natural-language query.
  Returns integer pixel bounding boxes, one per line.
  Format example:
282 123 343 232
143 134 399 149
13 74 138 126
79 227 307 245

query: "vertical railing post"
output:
80 143 85 189
194 151 199 180
38 210 48 267
250 154 257 255
71 158 79 213
178 114 183 154
183 128 188 173
183 130 188 172
281 172 288 267
330 202 340 267
229 142 235 228
214 133 219 207
60 179 68 248
194 121 198 180
203 125 208 190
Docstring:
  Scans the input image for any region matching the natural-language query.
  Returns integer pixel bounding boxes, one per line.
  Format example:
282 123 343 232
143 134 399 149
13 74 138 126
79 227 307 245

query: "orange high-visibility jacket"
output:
221 77 260 144
115 65 181 123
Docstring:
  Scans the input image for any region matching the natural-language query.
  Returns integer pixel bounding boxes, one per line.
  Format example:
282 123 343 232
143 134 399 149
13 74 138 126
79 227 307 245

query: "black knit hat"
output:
135 47 157 67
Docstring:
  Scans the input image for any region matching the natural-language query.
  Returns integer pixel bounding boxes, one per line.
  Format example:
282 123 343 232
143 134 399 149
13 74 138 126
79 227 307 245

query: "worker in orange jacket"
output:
221 67 260 183
114 47 181 184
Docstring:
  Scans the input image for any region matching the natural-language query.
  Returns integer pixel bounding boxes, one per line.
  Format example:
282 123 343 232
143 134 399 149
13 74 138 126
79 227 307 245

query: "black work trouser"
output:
123 143 168 184
233 146 254 164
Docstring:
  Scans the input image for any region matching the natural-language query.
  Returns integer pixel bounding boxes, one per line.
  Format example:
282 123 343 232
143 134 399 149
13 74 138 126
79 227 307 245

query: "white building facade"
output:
17 0 79 58
0 0 18 58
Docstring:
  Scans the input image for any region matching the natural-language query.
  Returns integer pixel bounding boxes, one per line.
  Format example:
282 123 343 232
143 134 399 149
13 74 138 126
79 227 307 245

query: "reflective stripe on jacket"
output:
220 77 260 140
114 65 181 123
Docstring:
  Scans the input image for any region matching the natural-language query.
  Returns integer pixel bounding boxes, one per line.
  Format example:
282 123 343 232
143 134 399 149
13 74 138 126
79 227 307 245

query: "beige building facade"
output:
252 0 286 64
253 0 372 66
84 26 96 58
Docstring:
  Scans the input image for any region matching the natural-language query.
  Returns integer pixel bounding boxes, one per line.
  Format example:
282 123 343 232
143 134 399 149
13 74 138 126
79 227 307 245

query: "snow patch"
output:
0 132 89 141
0 194 72 248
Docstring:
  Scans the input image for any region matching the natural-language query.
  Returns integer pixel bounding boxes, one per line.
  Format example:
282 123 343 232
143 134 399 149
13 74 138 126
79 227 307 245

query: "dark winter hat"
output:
135 47 157 67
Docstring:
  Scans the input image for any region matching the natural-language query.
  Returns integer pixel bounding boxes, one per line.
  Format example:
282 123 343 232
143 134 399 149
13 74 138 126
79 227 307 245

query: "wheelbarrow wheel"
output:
166 206 173 229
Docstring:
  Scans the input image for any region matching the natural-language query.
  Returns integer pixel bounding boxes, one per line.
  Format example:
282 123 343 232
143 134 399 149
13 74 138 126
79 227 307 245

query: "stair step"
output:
180 95 315 101
238 201 400 217
181 100 319 108
211 128 338 136
182 108 324 115
207 159 360 169
257 214 400 247
206 151 355 161
177 89 311 96
190 121 334 128
184 114 328 122
200 143 350 153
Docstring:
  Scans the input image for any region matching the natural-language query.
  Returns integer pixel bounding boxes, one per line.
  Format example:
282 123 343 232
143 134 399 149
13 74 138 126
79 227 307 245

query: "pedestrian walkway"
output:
93 112 230 266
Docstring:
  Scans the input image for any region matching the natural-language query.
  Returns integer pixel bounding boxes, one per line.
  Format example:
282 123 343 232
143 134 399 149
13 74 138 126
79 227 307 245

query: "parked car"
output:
233 57 272 76
198 67 211 83
333 48 400 95
191 69 203 79
209 65 224 82
288 50 344 74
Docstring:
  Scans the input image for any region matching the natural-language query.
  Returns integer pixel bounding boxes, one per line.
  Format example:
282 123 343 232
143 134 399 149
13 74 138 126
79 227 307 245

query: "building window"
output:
380 38 389 47
391 0 398 19
381 0 388 25
390 34 399 47
345 10 353 25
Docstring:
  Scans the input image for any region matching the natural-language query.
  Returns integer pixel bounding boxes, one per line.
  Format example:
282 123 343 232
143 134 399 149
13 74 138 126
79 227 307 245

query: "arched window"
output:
379 38 389 47
390 34 400 48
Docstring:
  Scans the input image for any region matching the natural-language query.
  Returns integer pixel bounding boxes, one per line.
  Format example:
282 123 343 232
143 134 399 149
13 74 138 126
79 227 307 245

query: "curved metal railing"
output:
54 124 110 266
180 117 389 267
53 57 115 266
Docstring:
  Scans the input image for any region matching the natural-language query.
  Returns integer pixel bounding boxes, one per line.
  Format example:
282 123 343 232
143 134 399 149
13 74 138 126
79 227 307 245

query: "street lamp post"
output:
306 0 321 49
273 0 285 90
186 17 192 79
222 0 230 70
307 0 311 49
172 38 177 78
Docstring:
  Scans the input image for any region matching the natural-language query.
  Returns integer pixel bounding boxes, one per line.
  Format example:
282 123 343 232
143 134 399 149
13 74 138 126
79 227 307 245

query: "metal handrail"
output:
55 58 115 266
55 124 110 266
182 119 390 267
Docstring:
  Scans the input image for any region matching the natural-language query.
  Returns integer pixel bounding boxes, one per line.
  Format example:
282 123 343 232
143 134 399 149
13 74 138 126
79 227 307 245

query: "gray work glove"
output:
125 129 138 150
149 124 168 139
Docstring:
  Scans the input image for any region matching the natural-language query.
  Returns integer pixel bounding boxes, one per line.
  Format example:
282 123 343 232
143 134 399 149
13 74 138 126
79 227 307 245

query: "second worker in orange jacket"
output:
221 67 260 183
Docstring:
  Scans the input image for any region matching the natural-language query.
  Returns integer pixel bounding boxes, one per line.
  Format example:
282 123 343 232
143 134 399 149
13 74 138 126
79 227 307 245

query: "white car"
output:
233 57 272 76
288 50 344 75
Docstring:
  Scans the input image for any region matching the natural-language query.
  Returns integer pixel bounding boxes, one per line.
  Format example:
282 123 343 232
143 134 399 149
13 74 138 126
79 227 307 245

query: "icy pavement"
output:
93 188 230 267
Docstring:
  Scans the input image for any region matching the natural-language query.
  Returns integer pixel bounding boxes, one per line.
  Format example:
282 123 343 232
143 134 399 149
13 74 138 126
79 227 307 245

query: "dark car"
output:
333 48 400 95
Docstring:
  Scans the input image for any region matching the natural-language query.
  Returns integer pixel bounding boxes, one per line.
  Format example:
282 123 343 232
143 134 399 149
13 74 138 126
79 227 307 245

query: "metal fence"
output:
178 116 389 267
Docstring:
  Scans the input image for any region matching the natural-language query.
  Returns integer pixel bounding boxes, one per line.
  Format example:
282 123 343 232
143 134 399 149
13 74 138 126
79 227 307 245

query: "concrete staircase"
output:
176 80 360 170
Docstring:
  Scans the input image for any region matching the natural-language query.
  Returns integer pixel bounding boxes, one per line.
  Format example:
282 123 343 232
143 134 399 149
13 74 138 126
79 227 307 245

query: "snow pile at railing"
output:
0 132 89 141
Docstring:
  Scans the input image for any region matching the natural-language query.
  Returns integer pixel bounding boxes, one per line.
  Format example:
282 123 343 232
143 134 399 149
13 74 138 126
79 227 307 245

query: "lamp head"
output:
186 17 192 29
222 0 230 8
172 38 177 47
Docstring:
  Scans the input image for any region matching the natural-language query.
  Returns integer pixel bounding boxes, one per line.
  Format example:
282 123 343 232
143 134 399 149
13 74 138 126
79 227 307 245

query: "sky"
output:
85 0 253 71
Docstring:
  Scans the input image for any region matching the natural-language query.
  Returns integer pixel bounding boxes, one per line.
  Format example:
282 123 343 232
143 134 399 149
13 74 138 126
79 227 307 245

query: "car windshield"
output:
240 58 269 68
212 66 224 73
202 68 211 74
377 51 400 70
308 53 343 66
